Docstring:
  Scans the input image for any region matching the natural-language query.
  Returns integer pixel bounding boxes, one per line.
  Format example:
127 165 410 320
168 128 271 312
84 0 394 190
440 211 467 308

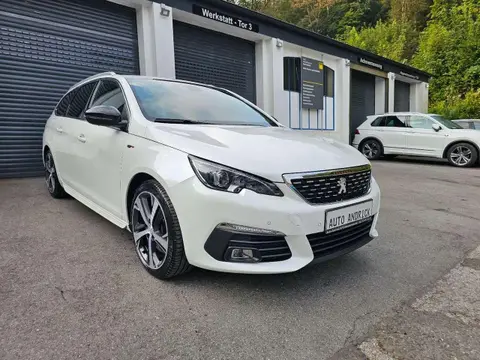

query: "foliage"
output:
413 0 480 117
340 20 418 63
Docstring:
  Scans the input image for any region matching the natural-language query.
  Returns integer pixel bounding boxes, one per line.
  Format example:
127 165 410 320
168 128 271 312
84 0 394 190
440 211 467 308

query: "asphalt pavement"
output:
1 158 479 360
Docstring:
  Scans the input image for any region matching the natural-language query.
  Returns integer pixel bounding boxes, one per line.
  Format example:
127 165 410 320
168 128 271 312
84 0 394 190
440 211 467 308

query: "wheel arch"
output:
358 137 384 153
442 140 480 159
42 145 50 165
125 172 155 225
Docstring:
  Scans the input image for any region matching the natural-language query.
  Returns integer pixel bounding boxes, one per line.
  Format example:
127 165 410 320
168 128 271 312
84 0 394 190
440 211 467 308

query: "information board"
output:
301 57 324 110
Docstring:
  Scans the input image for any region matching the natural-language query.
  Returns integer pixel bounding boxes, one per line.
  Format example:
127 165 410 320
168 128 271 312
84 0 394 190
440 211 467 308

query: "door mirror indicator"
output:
432 123 441 132
85 106 125 128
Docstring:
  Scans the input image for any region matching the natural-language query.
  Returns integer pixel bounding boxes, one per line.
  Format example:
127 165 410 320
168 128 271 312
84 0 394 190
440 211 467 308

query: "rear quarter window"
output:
371 117 385 126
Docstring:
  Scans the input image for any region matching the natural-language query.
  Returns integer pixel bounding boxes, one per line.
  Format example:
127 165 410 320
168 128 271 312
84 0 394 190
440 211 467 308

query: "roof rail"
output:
69 71 117 90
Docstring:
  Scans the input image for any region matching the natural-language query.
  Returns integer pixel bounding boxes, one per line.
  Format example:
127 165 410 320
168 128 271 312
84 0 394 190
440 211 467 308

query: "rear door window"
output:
66 81 98 119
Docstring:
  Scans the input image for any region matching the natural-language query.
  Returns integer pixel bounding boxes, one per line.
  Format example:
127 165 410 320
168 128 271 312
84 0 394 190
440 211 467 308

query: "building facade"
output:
0 0 430 178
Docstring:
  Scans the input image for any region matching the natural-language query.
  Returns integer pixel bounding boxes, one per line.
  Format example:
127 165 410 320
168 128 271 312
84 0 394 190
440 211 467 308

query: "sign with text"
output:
193 5 259 32
301 57 324 110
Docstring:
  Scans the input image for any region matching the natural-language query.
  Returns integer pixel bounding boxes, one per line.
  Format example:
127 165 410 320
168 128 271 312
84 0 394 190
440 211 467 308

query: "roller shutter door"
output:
0 0 139 178
394 81 411 112
173 21 256 103
350 70 375 143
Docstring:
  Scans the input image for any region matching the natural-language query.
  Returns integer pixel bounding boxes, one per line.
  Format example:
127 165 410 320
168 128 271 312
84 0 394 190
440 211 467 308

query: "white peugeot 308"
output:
43 72 381 279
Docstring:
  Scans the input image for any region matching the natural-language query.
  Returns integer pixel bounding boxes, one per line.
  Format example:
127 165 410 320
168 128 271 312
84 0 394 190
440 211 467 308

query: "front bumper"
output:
169 175 381 274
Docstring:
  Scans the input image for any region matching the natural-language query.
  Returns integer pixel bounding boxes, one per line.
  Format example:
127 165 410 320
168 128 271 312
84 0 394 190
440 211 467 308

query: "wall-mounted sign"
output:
301 57 324 110
399 71 420 80
193 5 259 32
359 57 383 70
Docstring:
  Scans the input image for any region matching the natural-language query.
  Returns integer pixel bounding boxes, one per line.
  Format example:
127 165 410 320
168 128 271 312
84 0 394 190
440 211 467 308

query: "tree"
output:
340 20 419 63
413 0 480 117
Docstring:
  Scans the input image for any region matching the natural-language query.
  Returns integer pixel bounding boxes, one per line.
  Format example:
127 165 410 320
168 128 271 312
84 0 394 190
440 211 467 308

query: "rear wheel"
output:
360 139 382 160
447 143 478 167
130 180 192 279
44 151 67 198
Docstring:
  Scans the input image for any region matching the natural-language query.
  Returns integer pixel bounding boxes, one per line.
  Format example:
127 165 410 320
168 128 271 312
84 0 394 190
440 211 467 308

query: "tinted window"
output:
55 90 77 116
283 57 301 92
408 115 434 129
66 81 97 118
371 117 385 126
385 116 406 127
324 66 334 98
128 79 277 126
474 121 480 130
90 80 128 120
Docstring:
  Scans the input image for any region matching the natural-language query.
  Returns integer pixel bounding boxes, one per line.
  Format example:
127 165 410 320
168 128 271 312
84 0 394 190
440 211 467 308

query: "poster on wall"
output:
301 57 324 110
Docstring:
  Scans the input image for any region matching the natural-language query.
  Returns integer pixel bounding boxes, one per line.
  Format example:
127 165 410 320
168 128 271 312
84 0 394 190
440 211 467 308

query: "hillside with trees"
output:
230 0 480 119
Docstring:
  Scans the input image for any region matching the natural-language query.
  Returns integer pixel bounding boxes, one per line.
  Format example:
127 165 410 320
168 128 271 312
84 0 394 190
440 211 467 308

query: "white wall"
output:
136 2 175 78
375 77 386 114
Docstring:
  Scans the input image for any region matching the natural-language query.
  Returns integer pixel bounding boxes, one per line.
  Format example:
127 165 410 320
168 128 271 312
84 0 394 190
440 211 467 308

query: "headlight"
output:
188 156 283 197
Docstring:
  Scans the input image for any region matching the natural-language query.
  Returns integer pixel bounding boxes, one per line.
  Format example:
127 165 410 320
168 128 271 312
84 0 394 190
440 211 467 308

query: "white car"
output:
43 72 381 279
353 112 480 167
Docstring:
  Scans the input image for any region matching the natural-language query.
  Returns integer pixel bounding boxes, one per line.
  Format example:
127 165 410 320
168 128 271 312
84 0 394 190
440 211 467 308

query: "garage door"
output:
173 21 256 103
394 81 411 112
0 0 139 178
350 70 375 143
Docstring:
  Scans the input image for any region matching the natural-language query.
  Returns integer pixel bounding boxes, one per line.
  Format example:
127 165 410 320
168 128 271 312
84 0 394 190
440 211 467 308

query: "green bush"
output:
429 91 480 120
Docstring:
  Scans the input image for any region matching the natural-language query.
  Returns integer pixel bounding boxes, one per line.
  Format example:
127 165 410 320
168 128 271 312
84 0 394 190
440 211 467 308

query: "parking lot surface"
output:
1 159 480 360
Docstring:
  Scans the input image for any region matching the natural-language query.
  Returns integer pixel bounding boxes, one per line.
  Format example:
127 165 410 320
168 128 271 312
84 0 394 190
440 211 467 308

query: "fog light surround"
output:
225 247 262 263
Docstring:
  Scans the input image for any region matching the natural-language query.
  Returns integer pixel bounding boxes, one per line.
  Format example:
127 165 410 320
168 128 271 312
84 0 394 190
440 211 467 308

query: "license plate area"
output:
325 200 373 234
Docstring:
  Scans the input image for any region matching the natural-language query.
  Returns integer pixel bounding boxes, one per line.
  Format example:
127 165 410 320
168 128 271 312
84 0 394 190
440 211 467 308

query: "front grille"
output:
307 217 374 258
226 234 292 262
286 165 371 204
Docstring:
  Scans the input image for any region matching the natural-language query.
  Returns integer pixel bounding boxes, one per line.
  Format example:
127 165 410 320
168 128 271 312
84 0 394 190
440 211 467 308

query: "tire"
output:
360 139 382 160
44 150 67 198
130 180 192 279
447 143 478 167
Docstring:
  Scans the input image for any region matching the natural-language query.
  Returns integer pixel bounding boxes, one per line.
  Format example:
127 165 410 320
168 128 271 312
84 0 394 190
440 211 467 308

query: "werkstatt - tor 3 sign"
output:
193 5 259 32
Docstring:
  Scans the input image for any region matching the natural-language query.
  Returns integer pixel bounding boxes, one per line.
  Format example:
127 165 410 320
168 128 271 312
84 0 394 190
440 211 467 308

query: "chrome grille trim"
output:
283 164 372 205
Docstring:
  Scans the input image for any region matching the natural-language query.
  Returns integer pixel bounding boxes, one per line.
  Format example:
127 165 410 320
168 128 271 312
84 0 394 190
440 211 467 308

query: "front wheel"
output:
447 143 478 167
360 139 382 160
130 180 192 279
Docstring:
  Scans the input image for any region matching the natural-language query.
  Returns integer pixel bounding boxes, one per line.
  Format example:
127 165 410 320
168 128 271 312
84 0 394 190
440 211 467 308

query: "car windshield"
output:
127 78 277 127
431 115 463 129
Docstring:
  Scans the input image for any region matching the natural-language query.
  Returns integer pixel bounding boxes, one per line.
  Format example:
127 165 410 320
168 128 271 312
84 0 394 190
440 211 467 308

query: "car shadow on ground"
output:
172 249 375 295
379 156 450 167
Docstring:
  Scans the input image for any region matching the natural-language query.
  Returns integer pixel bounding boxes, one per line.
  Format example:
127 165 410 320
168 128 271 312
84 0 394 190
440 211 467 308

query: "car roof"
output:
70 72 222 92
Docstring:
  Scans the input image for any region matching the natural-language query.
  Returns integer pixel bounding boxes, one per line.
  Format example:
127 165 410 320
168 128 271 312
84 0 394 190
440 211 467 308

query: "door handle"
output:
56 127 63 134
77 134 86 143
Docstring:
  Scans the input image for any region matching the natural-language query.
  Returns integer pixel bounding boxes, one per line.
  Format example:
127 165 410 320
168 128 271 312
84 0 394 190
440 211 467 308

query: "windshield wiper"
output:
154 118 213 124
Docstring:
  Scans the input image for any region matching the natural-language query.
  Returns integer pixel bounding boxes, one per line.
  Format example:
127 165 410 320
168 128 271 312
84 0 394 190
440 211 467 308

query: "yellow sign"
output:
319 63 324 70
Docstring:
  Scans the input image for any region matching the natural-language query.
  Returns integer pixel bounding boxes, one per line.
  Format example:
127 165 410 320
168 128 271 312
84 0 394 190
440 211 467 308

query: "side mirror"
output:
432 123 441 132
85 106 123 127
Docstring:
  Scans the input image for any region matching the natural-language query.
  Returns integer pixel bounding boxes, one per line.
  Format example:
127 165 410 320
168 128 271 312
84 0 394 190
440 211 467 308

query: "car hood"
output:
145 124 369 182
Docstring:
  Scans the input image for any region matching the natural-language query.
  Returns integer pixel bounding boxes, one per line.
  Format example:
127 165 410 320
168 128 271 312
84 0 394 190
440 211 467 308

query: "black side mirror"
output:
432 123 441 132
85 105 124 127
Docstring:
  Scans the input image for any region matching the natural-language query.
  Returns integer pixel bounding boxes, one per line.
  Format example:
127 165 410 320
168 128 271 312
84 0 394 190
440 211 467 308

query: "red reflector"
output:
355 129 360 135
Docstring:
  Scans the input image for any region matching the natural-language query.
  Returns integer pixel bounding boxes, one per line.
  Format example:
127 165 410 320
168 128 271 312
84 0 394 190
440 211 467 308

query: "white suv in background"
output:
43 72 381 279
353 112 480 167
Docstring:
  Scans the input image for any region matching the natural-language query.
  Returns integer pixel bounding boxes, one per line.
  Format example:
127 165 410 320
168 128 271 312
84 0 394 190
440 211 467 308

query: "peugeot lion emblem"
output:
337 177 347 194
